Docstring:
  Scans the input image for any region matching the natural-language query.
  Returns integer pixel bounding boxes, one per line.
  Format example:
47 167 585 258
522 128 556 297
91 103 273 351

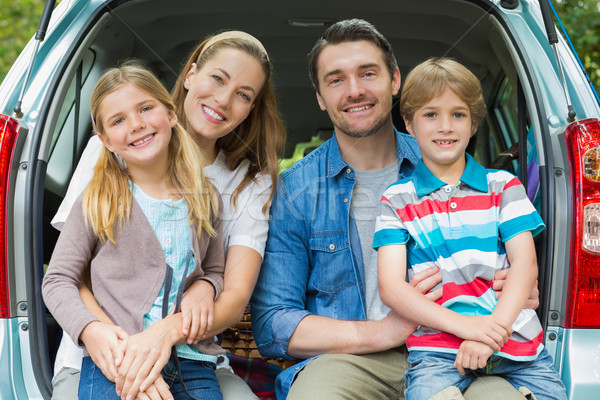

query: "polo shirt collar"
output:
413 153 488 197
326 127 420 178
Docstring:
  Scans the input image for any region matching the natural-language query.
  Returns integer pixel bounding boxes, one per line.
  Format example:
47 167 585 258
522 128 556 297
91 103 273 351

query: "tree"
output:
554 0 600 91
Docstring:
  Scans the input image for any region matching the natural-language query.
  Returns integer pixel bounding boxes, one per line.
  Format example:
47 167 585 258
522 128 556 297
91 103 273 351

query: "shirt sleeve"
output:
250 178 311 360
373 191 410 250
498 175 545 242
51 136 103 231
225 173 272 257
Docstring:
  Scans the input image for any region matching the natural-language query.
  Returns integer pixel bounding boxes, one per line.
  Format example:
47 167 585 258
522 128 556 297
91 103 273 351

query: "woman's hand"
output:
79 321 129 381
133 375 173 400
454 340 495 375
180 279 216 344
115 319 177 400
493 268 539 309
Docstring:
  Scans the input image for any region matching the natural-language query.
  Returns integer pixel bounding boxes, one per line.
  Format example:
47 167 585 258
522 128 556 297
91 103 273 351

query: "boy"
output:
373 58 566 400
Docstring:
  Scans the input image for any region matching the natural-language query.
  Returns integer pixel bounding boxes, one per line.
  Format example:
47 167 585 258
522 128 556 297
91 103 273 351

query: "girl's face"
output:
404 85 473 181
183 47 266 143
97 83 177 171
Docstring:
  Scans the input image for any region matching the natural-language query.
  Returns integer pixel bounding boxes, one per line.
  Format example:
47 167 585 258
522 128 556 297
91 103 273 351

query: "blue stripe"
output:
373 228 410 249
499 213 545 241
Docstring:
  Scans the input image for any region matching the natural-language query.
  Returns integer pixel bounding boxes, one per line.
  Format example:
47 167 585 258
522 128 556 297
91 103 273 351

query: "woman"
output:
50 31 285 400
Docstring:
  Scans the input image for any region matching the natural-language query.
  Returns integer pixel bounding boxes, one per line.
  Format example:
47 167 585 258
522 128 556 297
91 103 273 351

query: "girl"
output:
42 64 225 400
50 31 286 400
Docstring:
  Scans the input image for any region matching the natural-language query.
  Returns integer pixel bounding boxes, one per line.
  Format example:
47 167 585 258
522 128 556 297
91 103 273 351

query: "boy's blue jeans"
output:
405 348 566 400
78 356 223 400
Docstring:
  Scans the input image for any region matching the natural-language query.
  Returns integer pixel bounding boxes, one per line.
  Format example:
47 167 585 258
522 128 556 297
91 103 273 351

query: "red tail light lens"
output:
564 118 600 328
0 114 21 318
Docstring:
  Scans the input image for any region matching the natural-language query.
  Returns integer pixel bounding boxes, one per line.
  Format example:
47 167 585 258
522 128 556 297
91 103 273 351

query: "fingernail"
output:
116 390 121 396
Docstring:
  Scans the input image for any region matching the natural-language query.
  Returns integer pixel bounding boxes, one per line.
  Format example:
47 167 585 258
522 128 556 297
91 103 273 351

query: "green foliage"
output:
0 0 47 84
554 0 600 91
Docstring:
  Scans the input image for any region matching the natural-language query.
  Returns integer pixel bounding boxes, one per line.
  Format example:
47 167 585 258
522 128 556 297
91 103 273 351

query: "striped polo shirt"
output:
373 154 545 361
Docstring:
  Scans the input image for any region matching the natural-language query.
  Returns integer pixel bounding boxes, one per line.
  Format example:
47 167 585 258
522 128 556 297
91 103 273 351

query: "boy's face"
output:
315 40 400 139
404 86 474 180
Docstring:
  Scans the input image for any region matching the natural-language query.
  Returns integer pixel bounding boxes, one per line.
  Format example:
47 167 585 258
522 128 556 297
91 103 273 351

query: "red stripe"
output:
396 195 502 221
407 331 544 358
439 278 493 304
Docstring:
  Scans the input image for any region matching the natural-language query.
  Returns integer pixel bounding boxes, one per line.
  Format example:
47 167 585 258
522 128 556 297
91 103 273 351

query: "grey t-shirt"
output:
351 159 399 321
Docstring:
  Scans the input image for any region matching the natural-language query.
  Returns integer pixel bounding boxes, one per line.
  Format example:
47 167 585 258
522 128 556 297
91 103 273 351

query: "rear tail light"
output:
564 118 600 328
0 114 22 318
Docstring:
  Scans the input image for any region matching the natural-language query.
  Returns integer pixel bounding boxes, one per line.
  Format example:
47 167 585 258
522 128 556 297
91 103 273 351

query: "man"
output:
251 19 535 400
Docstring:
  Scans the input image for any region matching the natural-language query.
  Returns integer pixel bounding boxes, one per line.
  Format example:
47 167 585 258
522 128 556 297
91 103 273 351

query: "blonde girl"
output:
43 64 225 400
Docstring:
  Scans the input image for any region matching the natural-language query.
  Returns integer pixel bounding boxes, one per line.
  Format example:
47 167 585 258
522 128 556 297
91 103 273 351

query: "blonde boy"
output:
374 58 566 400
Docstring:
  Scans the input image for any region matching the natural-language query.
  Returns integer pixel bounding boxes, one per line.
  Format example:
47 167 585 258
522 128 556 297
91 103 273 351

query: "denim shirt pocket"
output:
309 230 354 293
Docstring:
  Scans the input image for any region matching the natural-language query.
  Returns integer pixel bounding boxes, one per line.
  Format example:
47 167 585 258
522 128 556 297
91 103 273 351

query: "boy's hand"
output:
493 269 539 309
133 375 173 400
454 340 495 375
409 266 443 302
79 321 129 381
457 315 511 351
180 279 216 344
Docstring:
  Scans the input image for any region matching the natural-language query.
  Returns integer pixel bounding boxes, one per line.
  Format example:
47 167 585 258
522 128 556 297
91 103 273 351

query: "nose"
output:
346 76 364 99
130 112 146 133
438 115 453 133
215 87 234 108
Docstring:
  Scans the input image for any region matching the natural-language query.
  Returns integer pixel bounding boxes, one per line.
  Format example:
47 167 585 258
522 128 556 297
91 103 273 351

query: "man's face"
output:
315 40 400 139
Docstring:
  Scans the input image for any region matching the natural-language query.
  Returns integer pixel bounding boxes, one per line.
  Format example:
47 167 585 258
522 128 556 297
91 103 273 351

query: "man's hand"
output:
493 269 539 309
409 266 443 301
180 280 216 344
454 340 495 375
79 321 129 382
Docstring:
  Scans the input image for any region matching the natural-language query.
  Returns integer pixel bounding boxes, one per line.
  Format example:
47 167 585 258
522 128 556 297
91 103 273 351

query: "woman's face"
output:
183 47 266 142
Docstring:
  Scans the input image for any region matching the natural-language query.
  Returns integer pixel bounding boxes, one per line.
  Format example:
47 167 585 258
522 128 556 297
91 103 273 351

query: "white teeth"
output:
347 105 372 112
435 140 455 144
203 106 224 121
131 135 154 146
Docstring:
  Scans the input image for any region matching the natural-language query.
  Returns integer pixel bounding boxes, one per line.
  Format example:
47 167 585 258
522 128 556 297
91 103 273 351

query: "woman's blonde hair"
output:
400 57 487 133
171 31 286 212
86 62 218 243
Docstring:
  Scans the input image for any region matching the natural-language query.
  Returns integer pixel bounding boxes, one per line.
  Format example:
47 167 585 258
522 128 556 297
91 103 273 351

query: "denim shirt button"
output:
329 244 335 250
346 168 351 174
343 198 348 203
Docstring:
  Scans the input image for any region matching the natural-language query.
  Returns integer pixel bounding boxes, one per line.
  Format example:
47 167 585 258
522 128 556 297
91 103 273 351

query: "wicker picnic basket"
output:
220 304 296 370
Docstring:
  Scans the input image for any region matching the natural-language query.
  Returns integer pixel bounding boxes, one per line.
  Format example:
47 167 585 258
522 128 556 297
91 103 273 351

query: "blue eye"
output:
212 75 224 84
141 106 152 113
113 118 124 126
238 92 251 102
425 112 436 118
453 112 466 118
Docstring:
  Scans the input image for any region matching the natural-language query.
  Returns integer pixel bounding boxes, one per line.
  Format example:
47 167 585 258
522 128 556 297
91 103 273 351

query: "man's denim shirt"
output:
250 128 420 398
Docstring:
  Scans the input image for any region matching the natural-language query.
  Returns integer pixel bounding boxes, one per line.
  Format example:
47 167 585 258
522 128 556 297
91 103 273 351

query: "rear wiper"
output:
13 0 56 118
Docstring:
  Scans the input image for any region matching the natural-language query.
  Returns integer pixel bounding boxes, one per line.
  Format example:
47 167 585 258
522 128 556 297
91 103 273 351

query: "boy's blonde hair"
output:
400 58 486 133
172 32 286 213
86 62 218 243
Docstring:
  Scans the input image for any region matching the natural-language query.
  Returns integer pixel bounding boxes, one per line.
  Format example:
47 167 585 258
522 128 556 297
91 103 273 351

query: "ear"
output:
183 63 197 90
403 117 415 137
168 110 178 128
316 91 327 111
391 67 401 96
97 132 113 152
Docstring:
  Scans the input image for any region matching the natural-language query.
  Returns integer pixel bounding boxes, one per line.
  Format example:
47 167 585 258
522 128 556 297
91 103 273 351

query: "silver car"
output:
0 0 598 398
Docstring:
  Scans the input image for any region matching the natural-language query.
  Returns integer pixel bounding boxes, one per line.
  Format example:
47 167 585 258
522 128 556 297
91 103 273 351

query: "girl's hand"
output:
180 279 216 344
493 269 540 309
133 375 173 400
79 321 129 381
456 315 511 351
454 340 495 375
115 322 175 400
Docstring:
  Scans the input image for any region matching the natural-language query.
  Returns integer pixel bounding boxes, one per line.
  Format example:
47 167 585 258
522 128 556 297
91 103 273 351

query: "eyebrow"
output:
216 68 257 94
322 63 381 81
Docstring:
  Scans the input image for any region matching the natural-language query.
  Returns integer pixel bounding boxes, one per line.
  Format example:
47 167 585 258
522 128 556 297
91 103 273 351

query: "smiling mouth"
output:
345 104 373 113
434 140 457 145
131 133 155 146
203 106 225 121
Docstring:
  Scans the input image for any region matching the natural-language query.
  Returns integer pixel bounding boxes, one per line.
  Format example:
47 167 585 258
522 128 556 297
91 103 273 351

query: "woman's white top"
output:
50 135 271 379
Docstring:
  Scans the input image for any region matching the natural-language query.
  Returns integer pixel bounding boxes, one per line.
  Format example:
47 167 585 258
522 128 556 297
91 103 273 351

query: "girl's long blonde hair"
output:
171 32 286 212
86 62 218 243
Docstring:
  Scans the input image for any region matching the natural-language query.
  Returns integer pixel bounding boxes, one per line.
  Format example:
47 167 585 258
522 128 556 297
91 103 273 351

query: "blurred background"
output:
1 0 598 89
